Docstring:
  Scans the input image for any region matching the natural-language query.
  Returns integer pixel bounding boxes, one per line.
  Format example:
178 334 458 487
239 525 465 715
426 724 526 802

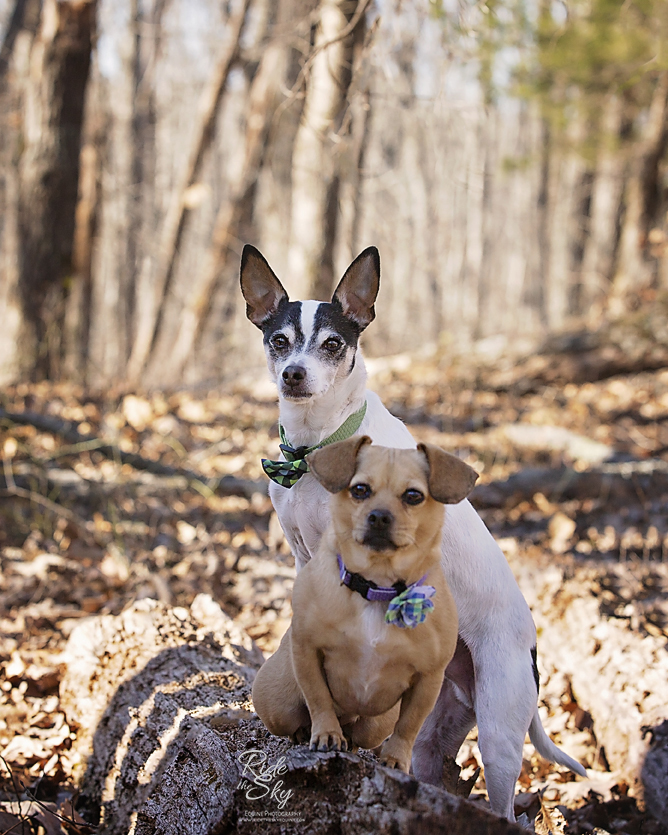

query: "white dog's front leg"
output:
282 526 312 573
269 477 331 572
269 481 314 571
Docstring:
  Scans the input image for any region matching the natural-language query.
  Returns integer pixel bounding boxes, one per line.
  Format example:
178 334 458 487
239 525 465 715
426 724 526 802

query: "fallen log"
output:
471 458 668 510
59 595 264 833
479 336 668 392
512 554 668 821
1 463 258 500
0 408 267 498
59 596 525 835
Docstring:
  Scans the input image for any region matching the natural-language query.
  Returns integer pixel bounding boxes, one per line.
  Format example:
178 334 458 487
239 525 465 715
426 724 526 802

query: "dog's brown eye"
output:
402 489 424 506
350 483 372 500
271 334 289 350
322 337 343 353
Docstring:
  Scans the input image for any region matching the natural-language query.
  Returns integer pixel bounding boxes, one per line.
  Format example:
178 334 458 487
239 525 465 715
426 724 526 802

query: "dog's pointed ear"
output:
308 435 372 493
418 443 478 504
240 245 288 327
331 247 380 330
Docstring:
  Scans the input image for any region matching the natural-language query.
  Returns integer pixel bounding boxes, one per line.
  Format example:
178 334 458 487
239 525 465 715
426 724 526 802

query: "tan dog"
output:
252 437 478 772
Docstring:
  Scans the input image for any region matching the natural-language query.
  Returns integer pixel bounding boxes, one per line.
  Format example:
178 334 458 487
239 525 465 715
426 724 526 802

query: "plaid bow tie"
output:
385 581 436 629
262 401 367 489
261 443 311 488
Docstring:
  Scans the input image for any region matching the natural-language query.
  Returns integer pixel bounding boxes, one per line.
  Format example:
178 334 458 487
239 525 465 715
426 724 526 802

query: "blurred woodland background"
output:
1 0 668 388
2 1 668 833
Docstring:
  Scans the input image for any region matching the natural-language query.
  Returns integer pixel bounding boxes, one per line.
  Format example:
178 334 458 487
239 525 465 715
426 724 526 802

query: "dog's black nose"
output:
367 509 393 530
364 509 397 550
282 365 306 387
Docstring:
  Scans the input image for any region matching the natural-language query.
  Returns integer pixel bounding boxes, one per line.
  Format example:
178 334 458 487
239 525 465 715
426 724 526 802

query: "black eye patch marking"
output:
261 301 304 357
307 302 361 368
261 299 362 371
312 302 361 349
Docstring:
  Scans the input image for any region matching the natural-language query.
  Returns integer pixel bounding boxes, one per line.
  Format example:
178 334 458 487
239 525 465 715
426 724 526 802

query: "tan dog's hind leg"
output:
291 637 347 752
380 669 445 773
252 627 310 737
344 705 400 751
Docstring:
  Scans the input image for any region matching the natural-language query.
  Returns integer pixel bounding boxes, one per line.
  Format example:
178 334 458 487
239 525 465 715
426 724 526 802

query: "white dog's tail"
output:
528 709 587 777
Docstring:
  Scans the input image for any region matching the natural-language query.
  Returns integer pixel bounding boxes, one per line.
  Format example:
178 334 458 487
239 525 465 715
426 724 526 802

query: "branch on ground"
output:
0 408 266 499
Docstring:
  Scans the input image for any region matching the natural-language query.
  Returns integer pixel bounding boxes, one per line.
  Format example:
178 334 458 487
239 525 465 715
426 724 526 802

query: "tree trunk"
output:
287 0 367 300
532 117 551 327
16 0 96 379
471 459 668 511
544 121 589 329
61 107 101 382
124 0 251 385
142 0 319 386
0 1 27 386
150 31 286 385
337 78 372 267
613 72 668 297
0 0 39 84
578 96 625 319
123 0 172 384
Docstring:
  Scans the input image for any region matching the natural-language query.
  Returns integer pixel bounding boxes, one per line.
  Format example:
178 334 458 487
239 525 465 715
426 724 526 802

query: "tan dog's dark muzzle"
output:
363 507 397 550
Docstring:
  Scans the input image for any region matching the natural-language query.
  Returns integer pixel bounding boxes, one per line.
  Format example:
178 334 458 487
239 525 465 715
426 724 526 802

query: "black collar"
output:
337 554 407 602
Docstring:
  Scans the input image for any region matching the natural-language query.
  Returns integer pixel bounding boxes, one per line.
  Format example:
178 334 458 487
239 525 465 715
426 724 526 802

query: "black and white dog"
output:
240 244 585 820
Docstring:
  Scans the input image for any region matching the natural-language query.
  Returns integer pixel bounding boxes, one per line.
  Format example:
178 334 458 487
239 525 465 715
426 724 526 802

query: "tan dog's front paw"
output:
309 726 348 752
379 736 411 773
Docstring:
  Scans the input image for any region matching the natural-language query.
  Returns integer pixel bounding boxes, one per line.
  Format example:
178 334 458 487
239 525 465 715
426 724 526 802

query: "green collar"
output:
262 400 367 488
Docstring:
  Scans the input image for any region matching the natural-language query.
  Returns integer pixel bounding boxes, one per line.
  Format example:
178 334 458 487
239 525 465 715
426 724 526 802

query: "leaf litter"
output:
2 339 668 833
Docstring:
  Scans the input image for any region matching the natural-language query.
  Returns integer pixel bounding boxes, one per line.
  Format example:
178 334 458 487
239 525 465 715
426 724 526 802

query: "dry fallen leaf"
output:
534 792 568 835
548 512 577 554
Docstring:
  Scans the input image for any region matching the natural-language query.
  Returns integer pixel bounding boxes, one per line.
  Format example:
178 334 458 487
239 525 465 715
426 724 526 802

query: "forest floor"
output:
2 321 668 834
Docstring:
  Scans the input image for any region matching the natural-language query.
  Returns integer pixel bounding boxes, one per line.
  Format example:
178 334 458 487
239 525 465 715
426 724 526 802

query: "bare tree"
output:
287 0 368 300
0 0 95 382
125 0 251 385
16 0 96 378
614 71 668 297
148 0 308 385
1 0 667 388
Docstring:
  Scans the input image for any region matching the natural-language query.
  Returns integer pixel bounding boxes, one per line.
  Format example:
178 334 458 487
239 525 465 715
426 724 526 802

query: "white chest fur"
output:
350 604 391 699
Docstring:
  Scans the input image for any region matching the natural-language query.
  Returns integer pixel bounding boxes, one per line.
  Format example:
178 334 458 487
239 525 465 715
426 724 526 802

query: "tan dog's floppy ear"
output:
418 443 478 504
308 435 372 493
240 245 288 327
